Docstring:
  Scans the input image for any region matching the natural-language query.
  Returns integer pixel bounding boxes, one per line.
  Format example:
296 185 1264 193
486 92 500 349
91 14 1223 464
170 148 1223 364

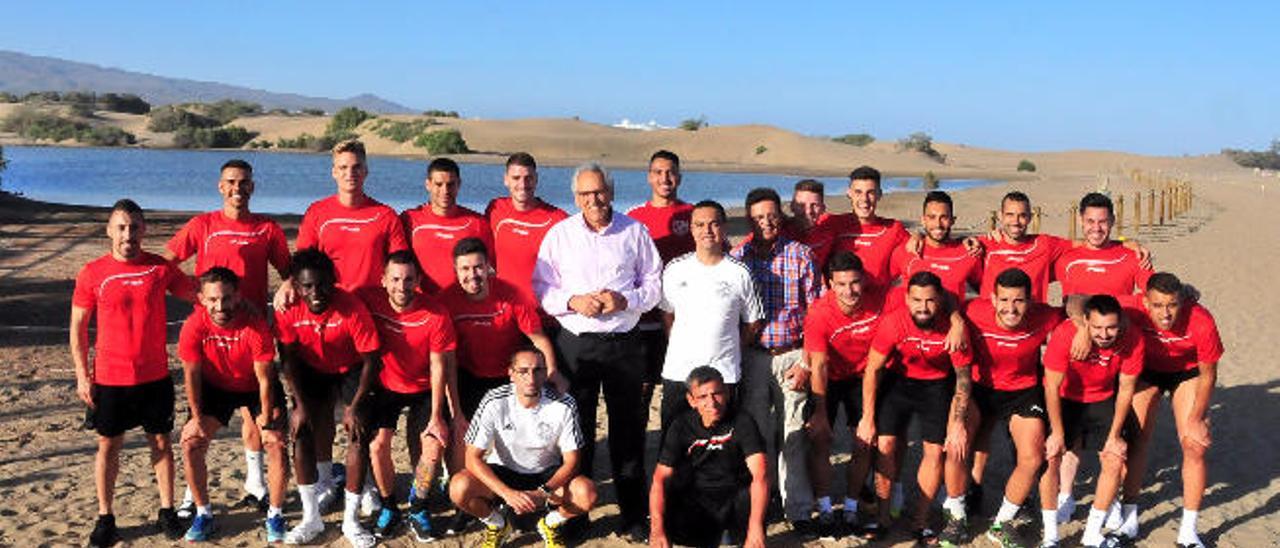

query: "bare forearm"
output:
183 364 203 417
1190 363 1216 421
255 361 273 416
951 366 972 423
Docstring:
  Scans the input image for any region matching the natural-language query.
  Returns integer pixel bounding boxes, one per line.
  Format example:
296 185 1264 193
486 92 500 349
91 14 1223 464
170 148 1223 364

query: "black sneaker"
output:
966 482 985 516
443 511 474 535
622 521 649 544
791 519 816 541
374 506 403 539
939 513 969 547
157 507 185 540
235 492 269 513
816 511 839 540
89 514 120 547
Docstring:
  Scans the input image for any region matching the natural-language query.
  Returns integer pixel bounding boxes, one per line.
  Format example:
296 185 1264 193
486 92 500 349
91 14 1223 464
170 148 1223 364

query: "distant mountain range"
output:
0 50 415 114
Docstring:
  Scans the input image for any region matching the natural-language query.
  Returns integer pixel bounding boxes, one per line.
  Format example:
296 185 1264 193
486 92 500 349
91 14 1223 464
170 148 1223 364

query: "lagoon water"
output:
1 146 998 214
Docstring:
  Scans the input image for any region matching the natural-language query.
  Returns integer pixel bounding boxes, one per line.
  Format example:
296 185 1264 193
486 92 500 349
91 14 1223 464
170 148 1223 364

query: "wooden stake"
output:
1069 205 1078 240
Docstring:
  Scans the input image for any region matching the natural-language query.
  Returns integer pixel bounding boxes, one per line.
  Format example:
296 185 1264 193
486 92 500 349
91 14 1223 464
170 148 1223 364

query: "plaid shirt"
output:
731 236 820 349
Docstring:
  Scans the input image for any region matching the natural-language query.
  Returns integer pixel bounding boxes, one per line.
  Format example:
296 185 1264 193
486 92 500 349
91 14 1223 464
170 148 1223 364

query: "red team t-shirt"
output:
1118 295 1224 374
1043 319 1145 403
977 234 1072 303
870 307 974 381
167 211 290 313
889 239 983 302
274 290 380 374
437 279 542 379
178 307 275 393
803 289 886 380
358 288 458 394
296 195 409 291
73 252 192 386
965 299 1063 391
1055 243 1152 298
401 205 494 294
823 215 910 288
627 201 695 327
485 198 569 306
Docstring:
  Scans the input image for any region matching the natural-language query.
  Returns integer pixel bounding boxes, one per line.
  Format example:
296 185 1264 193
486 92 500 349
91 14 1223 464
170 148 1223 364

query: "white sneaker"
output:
284 519 325 545
177 487 196 520
342 521 377 548
244 478 268 501
360 483 382 518
1103 501 1122 530
1056 497 1076 524
317 481 342 512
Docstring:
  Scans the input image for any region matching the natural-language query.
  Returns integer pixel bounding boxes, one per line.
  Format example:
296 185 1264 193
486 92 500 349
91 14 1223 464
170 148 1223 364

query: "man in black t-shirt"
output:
649 367 768 548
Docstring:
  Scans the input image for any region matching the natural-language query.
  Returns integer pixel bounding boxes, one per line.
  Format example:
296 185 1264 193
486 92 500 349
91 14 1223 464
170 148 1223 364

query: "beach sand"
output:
0 123 1277 546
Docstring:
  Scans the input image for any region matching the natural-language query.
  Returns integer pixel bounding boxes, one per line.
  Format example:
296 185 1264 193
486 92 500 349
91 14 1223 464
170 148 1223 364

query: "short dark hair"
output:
923 190 953 213
824 251 865 281
384 249 421 272
506 152 536 171
221 159 253 175
1001 191 1031 209
744 187 782 212
452 237 489 261
427 157 461 178
1084 294 1122 318
848 165 882 188
649 149 680 170
1079 192 1114 217
994 267 1032 296
1146 272 1183 297
509 344 545 368
199 266 240 290
907 270 944 293
110 198 145 222
692 199 727 223
289 247 336 281
794 179 825 195
686 366 724 388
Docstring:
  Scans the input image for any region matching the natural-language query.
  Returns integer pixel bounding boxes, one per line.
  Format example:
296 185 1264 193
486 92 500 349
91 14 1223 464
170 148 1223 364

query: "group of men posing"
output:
71 139 1222 548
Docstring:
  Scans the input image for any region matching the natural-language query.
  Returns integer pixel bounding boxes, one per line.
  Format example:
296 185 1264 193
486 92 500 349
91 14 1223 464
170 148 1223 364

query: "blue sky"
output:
3 2 1275 155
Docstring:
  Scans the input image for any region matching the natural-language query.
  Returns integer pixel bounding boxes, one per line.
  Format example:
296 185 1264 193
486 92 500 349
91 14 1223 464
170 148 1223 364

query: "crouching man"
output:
449 347 597 547
650 367 769 548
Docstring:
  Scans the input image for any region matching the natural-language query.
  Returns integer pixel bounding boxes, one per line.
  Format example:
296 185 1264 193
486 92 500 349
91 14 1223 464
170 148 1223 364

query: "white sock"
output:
1057 491 1073 507
1178 509 1200 544
196 505 212 517
817 496 833 514
1119 503 1139 535
268 506 283 519
481 509 505 528
544 510 567 527
343 490 361 525
994 498 1020 524
1082 507 1107 546
298 484 320 523
181 486 194 506
1104 500 1122 529
245 450 265 480
1041 509 1059 544
317 460 333 487
843 497 859 515
943 496 966 519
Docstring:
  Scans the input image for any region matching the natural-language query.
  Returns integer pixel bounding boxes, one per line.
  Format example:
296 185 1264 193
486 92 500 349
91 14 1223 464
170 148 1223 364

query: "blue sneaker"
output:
408 510 435 542
185 513 215 542
375 506 402 539
265 514 287 543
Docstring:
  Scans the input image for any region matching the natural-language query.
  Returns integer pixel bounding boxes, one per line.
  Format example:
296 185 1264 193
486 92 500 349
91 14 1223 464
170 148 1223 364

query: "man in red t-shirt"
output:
888 191 982 304
802 251 885 536
1113 273 1223 547
1041 295 1144 548
274 249 382 547
977 192 1074 303
276 140 409 308
857 271 974 543
962 268 1064 544
70 199 195 546
402 157 494 294
1056 193 1153 298
485 152 568 308
626 150 695 409
166 159 289 516
817 166 909 288
357 251 461 541
177 268 288 542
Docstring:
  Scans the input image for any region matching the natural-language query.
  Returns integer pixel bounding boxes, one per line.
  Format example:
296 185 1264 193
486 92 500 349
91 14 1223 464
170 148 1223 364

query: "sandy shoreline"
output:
1 138 1278 546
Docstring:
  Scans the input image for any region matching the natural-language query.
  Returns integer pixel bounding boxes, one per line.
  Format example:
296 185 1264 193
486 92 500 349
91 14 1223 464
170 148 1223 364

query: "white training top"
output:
464 384 584 475
659 253 765 384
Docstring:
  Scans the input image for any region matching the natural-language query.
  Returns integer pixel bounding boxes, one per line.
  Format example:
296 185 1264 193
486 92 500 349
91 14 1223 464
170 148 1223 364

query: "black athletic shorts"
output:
1139 368 1199 394
875 372 954 444
371 388 431 431
637 327 668 385
663 483 753 547
294 362 365 406
826 376 864 427
194 380 287 430
491 464 558 492
973 384 1047 424
459 368 509 420
1060 397 1138 452
86 377 175 437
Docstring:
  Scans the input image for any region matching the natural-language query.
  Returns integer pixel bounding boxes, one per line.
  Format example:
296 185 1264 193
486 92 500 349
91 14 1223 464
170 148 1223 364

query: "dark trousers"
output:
665 482 753 547
557 328 647 526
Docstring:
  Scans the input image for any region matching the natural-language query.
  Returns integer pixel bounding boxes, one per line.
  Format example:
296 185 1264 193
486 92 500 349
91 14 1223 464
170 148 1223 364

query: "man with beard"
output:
402 157 494 293
485 153 568 307
889 191 982 303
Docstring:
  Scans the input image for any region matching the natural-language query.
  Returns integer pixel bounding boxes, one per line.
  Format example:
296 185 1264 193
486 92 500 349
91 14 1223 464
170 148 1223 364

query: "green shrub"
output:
79 125 136 146
67 102 97 118
148 106 220 132
755 145 768 155
1223 140 1280 170
0 92 16 103
422 109 460 118
301 108 326 116
679 116 708 131
22 91 61 103
832 133 875 147
173 125 256 149
277 133 320 150
201 100 263 124
923 171 940 190
373 118 438 143
1017 159 1037 172
413 128 470 154
897 132 946 163
328 107 373 135
98 93 150 114
3 108 83 141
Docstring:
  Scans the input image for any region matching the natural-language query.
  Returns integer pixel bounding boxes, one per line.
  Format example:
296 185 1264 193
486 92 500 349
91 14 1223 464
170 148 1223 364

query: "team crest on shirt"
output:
671 219 690 236
686 429 734 455
536 421 554 442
